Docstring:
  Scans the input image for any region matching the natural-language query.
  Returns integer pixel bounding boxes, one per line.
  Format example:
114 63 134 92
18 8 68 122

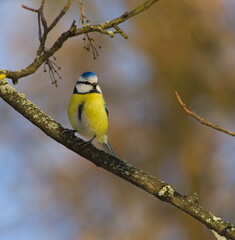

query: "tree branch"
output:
175 91 235 137
5 0 158 83
0 78 235 239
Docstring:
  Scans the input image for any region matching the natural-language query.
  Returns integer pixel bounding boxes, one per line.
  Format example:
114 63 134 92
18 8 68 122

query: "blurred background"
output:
1 0 235 239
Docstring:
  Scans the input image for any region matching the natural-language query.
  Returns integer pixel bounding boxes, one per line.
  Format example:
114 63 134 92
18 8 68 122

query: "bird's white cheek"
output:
76 84 92 93
96 85 102 94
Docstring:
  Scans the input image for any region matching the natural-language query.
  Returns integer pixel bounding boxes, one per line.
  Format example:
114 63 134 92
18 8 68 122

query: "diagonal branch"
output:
0 78 235 239
5 0 158 83
175 91 235 137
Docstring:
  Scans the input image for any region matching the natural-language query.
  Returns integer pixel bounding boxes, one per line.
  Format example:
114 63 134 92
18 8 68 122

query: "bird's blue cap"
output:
81 71 97 79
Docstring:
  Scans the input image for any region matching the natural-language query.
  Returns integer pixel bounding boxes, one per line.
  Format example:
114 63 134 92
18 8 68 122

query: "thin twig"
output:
40 0 46 9
38 2 48 32
31 0 67 85
44 59 62 87
48 0 74 32
83 33 101 59
22 5 38 13
37 0 73 54
175 91 235 137
113 24 128 39
78 0 86 26
77 0 101 58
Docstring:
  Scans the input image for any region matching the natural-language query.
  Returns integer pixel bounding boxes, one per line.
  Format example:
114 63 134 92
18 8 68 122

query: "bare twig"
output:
48 0 74 32
22 5 38 13
44 58 62 87
83 33 101 59
113 24 128 39
77 0 101 59
175 91 235 137
30 0 70 85
39 3 47 30
40 0 46 9
78 0 86 26
38 5 48 42
22 1 48 53
0 80 235 239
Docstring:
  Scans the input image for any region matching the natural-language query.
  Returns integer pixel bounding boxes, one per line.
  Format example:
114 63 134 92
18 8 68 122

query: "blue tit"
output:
68 71 117 157
0 70 6 80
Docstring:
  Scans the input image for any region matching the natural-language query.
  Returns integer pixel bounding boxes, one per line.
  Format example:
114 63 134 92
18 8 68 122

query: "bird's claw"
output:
79 136 95 147
62 128 76 138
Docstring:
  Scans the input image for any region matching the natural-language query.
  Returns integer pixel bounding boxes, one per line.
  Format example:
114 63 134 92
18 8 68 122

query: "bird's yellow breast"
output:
68 93 108 142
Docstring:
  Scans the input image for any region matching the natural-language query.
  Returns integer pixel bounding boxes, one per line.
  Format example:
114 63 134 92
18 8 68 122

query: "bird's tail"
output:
100 141 117 158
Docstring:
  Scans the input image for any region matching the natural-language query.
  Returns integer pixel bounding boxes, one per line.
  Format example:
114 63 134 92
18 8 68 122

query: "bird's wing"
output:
105 102 109 117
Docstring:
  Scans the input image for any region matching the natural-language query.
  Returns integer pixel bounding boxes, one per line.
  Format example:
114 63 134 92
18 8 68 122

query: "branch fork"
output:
5 0 157 84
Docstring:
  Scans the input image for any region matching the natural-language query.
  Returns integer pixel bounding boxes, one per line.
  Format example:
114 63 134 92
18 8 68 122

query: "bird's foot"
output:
79 136 96 147
62 128 77 138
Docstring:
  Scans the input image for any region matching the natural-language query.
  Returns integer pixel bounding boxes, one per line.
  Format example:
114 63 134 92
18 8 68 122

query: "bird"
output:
67 71 117 157
0 70 6 80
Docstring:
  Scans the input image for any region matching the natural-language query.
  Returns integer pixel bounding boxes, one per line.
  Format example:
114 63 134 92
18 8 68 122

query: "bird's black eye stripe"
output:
77 81 97 86
89 89 101 94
